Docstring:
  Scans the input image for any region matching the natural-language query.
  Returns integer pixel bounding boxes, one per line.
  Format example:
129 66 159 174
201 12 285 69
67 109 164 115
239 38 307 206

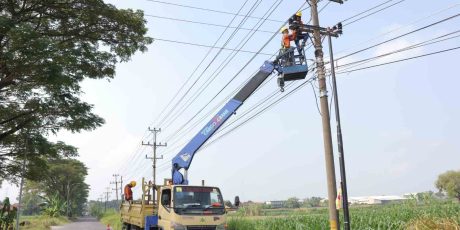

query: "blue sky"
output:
2 0 460 203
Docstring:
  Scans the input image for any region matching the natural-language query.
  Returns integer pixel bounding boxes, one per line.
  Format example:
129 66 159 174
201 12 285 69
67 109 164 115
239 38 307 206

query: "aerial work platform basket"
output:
275 46 308 92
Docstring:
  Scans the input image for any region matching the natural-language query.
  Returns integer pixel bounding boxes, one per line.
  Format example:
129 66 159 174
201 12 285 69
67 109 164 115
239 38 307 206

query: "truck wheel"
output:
122 223 131 230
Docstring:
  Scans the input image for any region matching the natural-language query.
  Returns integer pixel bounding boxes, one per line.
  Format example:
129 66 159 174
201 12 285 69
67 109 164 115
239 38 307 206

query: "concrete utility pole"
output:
142 127 167 186
104 187 111 212
327 28 350 230
309 0 341 229
110 174 121 202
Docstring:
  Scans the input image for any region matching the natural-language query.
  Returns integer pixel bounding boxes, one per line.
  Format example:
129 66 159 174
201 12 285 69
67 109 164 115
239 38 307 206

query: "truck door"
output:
158 188 172 229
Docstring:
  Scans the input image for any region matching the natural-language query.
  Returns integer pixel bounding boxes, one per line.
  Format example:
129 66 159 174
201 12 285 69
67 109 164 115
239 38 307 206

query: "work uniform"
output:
124 184 133 201
282 33 293 49
290 15 308 55
281 31 295 66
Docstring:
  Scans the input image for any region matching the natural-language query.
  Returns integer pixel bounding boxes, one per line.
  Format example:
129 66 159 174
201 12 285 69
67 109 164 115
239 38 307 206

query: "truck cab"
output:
121 179 227 230
158 185 227 230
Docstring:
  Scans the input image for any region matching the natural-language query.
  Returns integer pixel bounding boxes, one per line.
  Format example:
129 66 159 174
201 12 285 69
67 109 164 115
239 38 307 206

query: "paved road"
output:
51 217 107 230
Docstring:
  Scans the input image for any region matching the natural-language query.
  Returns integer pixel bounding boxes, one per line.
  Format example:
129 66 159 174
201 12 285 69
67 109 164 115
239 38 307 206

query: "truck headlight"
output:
216 223 228 230
171 221 186 230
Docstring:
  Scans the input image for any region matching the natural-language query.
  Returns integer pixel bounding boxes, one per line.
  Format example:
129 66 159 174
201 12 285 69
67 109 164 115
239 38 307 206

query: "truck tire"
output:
122 223 131 230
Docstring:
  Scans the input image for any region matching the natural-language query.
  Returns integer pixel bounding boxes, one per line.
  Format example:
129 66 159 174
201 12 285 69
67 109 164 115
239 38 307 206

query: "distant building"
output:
349 195 407 205
265 200 286 209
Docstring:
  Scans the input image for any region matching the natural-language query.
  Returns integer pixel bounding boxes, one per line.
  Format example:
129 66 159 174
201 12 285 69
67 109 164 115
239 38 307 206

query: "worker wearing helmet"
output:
124 181 136 202
290 11 308 57
280 26 293 49
280 26 295 66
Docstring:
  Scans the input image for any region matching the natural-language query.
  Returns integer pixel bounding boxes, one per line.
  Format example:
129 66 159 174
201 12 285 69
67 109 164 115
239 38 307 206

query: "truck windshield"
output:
173 186 225 215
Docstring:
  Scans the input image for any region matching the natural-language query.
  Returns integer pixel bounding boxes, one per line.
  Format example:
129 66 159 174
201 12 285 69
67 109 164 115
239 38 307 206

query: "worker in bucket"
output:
124 181 136 202
289 11 309 57
280 26 295 65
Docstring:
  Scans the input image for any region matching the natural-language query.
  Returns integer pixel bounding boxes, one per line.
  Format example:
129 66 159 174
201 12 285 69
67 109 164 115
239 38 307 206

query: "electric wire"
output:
156 0 397 158
333 3 460 58
119 0 262 179
118 0 256 177
151 38 273 55
155 0 253 128
119 1 457 182
336 30 460 71
159 0 310 146
158 0 265 128
343 0 407 27
157 32 460 172
337 13 460 61
145 14 274 33
336 46 460 74
153 1 311 171
145 0 284 23
160 0 283 130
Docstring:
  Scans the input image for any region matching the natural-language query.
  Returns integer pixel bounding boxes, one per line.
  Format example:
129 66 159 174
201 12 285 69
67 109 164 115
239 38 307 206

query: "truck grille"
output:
187 226 216 230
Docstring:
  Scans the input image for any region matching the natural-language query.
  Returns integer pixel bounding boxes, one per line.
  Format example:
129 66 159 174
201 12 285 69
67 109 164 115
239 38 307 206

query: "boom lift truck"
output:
121 23 313 230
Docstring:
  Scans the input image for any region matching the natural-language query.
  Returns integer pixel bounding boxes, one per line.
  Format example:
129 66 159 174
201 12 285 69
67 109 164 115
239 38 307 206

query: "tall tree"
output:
24 158 89 217
0 0 152 180
436 170 460 201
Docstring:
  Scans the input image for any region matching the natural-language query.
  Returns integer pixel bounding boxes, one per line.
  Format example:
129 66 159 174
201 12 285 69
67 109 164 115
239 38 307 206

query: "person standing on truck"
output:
124 181 136 202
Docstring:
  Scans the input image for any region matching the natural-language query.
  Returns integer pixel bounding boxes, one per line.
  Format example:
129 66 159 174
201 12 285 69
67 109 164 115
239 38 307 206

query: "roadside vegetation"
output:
0 0 151 229
99 210 122 230
89 201 122 230
228 198 460 230
20 216 69 230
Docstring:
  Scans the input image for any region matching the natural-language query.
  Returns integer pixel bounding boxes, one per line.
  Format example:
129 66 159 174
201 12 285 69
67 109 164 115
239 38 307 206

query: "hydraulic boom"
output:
172 46 309 185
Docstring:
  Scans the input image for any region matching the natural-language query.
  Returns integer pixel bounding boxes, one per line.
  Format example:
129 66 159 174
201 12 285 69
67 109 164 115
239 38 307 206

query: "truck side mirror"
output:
234 196 240 207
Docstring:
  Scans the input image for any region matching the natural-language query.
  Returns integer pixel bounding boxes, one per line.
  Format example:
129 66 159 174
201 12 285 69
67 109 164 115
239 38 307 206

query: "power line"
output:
124 0 434 180
157 37 460 173
160 0 284 130
155 76 315 174
153 0 253 127
336 46 460 74
145 0 284 23
343 0 407 26
153 1 310 172
332 3 460 58
153 0 405 132
158 0 266 128
145 14 273 33
337 13 460 60
341 0 397 23
152 38 273 55
336 30 460 70
156 0 259 128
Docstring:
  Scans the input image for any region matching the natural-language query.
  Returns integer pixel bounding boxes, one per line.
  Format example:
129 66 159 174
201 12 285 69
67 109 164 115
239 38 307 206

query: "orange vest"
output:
124 184 133 201
282 34 292 48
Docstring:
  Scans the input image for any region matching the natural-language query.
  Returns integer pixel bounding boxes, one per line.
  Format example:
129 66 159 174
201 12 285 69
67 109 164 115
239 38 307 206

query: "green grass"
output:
19 215 69 230
99 210 122 230
228 200 460 230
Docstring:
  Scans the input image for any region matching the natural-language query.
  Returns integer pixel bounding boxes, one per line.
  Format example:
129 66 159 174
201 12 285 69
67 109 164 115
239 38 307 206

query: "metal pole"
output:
328 33 351 230
120 176 123 201
15 135 28 230
310 1 339 229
